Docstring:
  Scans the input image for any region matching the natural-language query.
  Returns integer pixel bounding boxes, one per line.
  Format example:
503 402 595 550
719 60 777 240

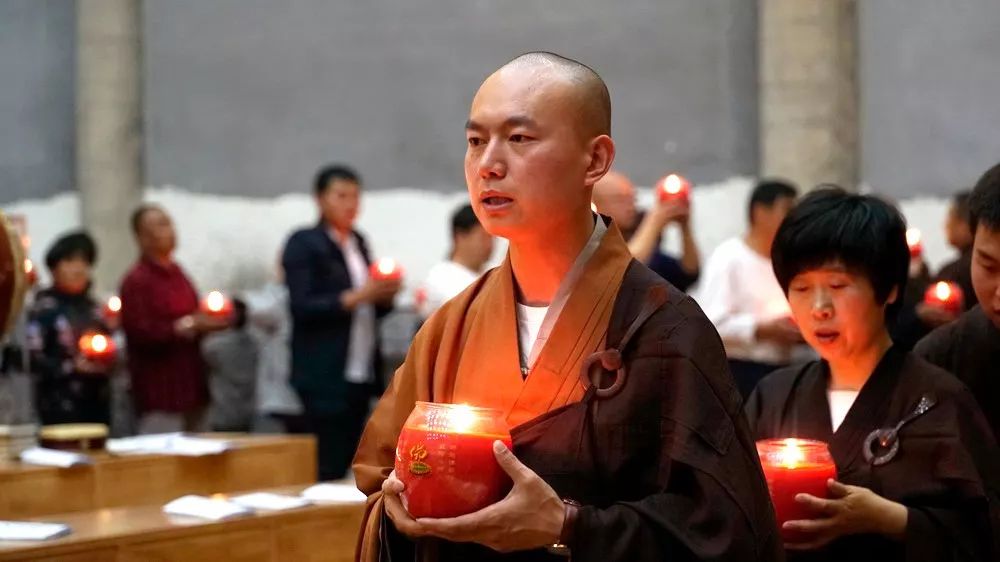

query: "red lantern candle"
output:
201 291 233 318
104 295 122 322
395 402 513 519
370 258 403 281
655 173 691 206
906 228 923 259
24 258 37 286
78 332 117 364
923 281 964 314
757 438 837 543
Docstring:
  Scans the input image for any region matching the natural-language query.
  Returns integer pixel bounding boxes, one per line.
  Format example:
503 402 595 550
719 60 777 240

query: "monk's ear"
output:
583 135 615 187
886 285 899 305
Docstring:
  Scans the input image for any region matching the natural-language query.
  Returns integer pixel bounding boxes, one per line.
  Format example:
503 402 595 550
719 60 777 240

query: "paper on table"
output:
300 483 367 504
0 521 72 541
19 447 93 468
230 492 312 511
162 495 253 521
107 434 231 456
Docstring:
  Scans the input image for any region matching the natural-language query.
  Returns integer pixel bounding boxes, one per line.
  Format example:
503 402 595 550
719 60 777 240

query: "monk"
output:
352 52 780 561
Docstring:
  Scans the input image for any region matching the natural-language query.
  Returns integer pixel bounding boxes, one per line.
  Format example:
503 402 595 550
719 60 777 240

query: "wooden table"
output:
0 434 316 518
0 484 365 562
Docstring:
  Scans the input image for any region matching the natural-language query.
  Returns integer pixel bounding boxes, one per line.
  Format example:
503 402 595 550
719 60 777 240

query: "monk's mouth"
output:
482 196 514 210
814 330 839 344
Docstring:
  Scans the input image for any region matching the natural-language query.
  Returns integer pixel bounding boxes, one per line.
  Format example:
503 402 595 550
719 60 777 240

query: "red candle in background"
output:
923 281 964 314
23 258 37 286
906 228 923 259
655 173 691 206
395 402 512 519
104 296 122 322
370 258 403 281
201 291 234 318
78 331 116 364
757 438 837 543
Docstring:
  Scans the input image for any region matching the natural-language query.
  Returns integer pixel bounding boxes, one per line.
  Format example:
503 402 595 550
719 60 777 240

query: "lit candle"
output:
370 258 403 281
104 295 122 322
78 331 117 364
923 281 964 314
201 291 234 318
655 173 691 206
23 258 37 286
757 438 837 542
395 402 512 518
906 228 923 259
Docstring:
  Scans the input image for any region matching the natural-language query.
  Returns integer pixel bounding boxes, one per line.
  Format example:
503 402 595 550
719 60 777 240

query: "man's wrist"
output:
558 498 581 546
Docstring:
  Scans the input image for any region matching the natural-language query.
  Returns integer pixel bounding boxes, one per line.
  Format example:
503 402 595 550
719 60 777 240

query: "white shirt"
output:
695 237 800 365
827 389 859 432
516 303 549 372
418 260 481 319
331 230 377 384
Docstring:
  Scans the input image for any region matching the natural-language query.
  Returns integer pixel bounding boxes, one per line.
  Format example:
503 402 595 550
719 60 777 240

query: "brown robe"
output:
915 305 1000 442
353 219 781 561
746 347 1000 562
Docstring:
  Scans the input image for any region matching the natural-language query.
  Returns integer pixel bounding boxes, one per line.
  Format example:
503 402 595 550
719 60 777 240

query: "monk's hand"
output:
381 470 426 538
784 479 908 550
415 440 565 552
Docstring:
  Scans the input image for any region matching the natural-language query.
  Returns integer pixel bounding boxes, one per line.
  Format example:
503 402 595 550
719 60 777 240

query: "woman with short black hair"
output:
746 187 1000 561
26 231 115 425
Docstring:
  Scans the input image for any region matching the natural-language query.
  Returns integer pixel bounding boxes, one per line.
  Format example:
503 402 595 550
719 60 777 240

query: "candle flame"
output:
377 258 397 276
206 291 226 312
24 259 33 274
448 404 478 434
664 174 684 194
934 281 952 301
90 334 108 353
906 228 922 249
777 438 806 469
107 296 122 313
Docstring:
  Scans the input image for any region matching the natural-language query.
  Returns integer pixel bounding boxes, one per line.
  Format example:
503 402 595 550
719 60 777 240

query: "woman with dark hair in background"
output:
745 187 1000 561
25 231 115 425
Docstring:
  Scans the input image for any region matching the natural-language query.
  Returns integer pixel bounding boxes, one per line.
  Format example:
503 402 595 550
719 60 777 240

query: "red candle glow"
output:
78 332 117 363
24 258 37 286
906 228 923 259
655 173 691 206
370 258 403 281
201 291 233 318
923 281 964 314
757 438 837 543
395 402 512 519
104 296 122 321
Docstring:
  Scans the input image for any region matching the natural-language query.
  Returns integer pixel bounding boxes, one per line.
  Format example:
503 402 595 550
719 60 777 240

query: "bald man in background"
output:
593 171 701 291
353 52 778 562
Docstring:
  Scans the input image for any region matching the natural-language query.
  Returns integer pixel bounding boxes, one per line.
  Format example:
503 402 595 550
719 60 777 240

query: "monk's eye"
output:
509 134 530 143
467 137 484 147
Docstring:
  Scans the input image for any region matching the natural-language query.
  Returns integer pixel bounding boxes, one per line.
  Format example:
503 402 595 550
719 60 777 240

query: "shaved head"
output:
493 51 611 140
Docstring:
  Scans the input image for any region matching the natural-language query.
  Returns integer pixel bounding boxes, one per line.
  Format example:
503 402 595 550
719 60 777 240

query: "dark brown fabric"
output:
746 347 1000 562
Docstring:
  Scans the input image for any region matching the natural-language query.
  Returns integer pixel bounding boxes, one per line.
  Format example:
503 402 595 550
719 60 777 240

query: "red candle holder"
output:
655 173 691 206
370 258 403 281
757 438 837 543
201 291 234 318
103 296 122 322
24 259 37 286
906 228 923 259
78 331 117 364
395 402 513 519
923 281 964 315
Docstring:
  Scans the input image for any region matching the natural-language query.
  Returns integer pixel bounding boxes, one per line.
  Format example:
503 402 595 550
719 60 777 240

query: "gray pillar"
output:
759 0 858 190
77 0 143 292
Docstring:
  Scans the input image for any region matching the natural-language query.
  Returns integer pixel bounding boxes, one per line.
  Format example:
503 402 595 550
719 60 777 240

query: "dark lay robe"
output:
746 347 1000 562
915 305 1000 443
354 219 780 562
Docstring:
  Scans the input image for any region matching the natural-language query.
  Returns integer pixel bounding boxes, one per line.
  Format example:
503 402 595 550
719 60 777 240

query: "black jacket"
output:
281 223 391 414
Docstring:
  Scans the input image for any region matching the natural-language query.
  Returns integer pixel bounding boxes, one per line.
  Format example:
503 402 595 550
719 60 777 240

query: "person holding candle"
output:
916 162 1000 443
417 204 495 320
120 205 230 434
695 179 807 399
354 52 779 562
745 187 1000 561
591 170 701 292
282 164 401 480
25 231 115 425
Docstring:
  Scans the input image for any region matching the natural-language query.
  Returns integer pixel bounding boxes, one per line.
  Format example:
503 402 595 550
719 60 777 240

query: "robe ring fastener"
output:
862 394 937 466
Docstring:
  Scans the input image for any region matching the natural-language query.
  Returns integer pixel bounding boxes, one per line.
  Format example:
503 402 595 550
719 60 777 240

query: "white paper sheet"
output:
0 521 71 541
162 495 253 521
19 447 93 468
300 483 367 504
107 434 231 457
230 492 312 511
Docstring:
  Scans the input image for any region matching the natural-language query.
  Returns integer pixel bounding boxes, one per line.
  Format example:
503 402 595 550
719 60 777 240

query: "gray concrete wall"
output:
142 0 759 196
859 0 1000 197
0 0 76 203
